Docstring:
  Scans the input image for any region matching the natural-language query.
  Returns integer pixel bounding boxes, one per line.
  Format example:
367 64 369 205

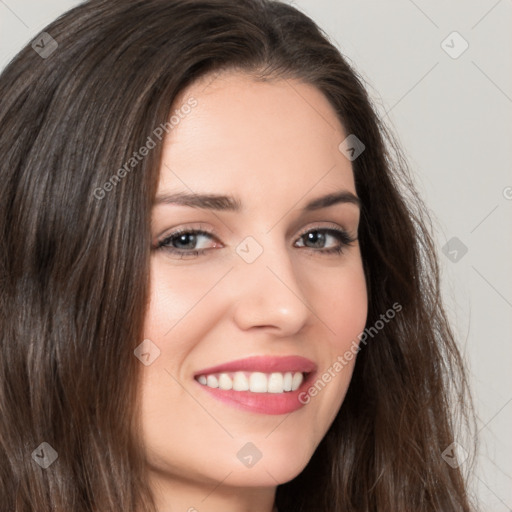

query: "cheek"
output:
333 263 368 346
142 256 222 345
327 254 368 378
301 253 367 422
306 251 368 347
143 258 190 339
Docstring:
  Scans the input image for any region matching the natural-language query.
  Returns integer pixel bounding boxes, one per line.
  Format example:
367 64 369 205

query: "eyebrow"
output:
153 190 361 211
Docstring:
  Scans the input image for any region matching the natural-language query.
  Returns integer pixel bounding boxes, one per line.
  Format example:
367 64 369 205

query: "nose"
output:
231 239 311 336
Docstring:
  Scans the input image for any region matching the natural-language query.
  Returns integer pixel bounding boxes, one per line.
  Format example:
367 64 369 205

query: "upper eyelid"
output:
159 222 348 237
159 226 219 243
296 223 349 236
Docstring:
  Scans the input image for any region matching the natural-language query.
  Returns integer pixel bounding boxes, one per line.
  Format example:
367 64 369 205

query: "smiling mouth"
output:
195 371 309 394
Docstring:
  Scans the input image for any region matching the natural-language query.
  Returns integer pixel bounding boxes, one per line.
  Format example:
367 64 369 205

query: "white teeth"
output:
283 372 293 391
291 372 303 391
268 372 284 393
197 371 306 393
206 374 218 388
233 371 249 391
218 373 233 390
249 372 267 392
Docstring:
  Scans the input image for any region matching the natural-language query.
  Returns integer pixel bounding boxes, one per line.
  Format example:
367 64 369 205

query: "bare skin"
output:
140 70 368 512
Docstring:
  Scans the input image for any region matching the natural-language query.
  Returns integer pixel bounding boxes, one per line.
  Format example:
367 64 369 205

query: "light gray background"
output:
1 1 511 510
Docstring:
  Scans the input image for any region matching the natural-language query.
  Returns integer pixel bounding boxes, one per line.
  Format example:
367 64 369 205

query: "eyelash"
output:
155 225 357 259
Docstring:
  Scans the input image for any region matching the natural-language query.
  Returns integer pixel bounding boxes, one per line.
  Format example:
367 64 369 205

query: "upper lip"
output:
194 355 317 376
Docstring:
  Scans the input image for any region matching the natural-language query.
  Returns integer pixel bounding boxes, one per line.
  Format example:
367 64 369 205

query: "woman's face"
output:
140 71 368 494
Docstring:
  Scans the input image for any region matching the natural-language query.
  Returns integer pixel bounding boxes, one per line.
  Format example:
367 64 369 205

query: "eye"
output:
155 225 356 259
295 226 356 255
155 228 221 259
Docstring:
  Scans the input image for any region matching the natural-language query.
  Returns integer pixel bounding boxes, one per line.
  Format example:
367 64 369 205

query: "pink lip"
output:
194 355 317 415
194 355 317 376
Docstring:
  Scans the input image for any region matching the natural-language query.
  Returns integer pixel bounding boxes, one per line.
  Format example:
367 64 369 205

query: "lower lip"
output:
195 373 315 415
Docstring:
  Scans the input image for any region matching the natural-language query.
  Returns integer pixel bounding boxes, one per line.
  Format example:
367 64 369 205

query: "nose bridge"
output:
231 233 311 333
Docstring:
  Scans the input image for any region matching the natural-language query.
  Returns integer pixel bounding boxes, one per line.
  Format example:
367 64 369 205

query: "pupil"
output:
176 233 195 249
307 231 325 248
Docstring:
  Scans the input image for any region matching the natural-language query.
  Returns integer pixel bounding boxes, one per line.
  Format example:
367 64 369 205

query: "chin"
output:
224 456 311 487
225 439 315 487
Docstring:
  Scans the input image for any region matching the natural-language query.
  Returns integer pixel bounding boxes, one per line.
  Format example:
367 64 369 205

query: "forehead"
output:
157 71 355 205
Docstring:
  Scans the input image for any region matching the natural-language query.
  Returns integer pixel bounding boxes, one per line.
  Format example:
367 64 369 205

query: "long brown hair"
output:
0 0 476 510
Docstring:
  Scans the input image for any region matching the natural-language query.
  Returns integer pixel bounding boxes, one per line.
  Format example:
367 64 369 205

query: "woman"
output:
0 0 476 511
